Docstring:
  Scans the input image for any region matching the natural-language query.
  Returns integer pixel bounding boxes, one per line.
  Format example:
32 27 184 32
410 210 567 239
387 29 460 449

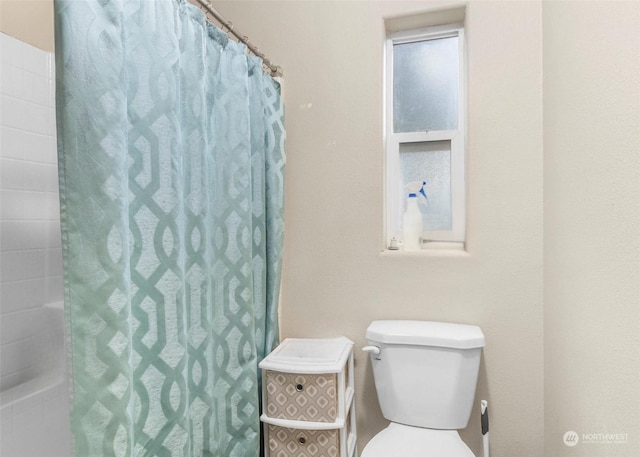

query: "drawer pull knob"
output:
298 436 306 445
295 383 304 392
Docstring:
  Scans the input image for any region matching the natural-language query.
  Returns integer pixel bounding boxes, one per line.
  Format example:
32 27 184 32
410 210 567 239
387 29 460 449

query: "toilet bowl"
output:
361 423 475 457
361 320 485 457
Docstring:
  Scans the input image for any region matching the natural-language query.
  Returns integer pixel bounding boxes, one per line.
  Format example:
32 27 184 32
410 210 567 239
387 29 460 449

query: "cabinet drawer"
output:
267 424 340 457
264 370 338 422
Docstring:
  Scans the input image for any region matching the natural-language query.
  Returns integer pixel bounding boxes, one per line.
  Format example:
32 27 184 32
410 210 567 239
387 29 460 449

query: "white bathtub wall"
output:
1 303 71 457
0 31 62 391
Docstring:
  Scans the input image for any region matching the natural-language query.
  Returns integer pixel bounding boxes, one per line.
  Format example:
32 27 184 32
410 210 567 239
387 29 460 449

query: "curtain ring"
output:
200 2 211 20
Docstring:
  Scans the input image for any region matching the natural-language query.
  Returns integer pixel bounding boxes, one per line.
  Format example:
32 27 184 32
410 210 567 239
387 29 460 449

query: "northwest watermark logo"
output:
563 431 579 447
564 430 629 447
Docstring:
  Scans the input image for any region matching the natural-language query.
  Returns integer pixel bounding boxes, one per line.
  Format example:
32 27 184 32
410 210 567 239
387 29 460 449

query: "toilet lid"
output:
361 423 476 457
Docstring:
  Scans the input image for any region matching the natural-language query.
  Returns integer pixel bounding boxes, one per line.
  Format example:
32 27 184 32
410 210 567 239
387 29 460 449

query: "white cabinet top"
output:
259 337 354 373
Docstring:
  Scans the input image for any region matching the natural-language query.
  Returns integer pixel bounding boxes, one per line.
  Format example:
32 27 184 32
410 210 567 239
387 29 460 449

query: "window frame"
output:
384 23 466 247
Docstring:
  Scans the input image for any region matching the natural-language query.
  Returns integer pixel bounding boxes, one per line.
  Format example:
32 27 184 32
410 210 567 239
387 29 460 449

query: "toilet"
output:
361 320 485 457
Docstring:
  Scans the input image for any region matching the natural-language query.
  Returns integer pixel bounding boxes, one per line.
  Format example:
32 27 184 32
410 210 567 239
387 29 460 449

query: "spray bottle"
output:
402 181 428 251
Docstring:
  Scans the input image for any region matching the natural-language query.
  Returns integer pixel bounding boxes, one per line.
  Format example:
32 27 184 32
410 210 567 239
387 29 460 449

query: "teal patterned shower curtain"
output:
54 0 285 456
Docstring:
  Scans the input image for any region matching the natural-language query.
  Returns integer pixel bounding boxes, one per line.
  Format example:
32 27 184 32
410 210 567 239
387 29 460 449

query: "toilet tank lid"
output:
366 320 485 349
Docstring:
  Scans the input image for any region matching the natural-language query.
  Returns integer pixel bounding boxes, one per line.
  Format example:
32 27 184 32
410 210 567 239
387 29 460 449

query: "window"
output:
385 23 466 248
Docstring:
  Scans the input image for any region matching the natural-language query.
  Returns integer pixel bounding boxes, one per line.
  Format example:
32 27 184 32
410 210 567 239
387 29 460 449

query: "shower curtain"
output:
54 0 285 456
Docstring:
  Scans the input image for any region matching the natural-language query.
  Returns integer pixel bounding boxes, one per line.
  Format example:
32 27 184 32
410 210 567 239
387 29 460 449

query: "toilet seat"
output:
361 423 476 457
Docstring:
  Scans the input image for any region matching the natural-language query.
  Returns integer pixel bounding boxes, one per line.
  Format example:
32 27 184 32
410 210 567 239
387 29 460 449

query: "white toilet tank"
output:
366 320 485 430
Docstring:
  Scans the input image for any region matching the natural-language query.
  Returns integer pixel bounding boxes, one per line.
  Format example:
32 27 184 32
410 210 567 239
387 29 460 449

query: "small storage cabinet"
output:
260 337 357 457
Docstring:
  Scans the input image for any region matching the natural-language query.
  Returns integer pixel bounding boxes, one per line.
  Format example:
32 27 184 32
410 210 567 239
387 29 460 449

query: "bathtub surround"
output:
0 303 71 457
0 31 70 456
0 31 61 392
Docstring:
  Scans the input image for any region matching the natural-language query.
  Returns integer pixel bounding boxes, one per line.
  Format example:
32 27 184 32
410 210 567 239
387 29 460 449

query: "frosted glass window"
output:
399 141 452 231
385 21 466 246
393 36 459 133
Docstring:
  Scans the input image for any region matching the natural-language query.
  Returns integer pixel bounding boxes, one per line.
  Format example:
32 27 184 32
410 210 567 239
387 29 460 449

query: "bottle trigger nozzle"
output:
405 181 428 204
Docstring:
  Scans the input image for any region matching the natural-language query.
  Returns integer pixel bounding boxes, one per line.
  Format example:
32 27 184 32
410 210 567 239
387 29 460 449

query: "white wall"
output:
0 32 62 390
543 2 640 456
212 1 544 455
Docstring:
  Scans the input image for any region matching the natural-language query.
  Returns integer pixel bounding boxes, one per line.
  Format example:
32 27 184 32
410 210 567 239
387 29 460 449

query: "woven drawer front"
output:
267 424 340 457
265 371 338 422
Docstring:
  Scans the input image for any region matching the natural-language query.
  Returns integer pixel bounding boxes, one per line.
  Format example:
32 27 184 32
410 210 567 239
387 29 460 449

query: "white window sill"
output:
380 241 469 257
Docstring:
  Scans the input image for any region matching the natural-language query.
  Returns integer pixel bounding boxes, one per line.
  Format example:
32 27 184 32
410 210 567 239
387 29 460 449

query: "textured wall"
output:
543 2 640 456
0 0 54 52
212 1 544 455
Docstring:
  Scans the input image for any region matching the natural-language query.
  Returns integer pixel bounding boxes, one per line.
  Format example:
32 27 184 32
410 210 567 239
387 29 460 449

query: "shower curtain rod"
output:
194 0 283 77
